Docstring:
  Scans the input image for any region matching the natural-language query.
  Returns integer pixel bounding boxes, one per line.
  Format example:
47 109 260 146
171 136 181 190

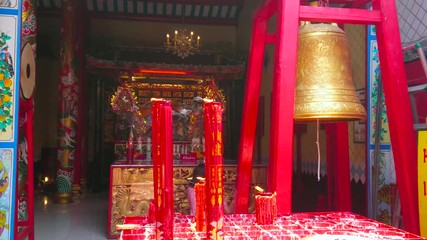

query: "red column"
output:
269 0 300 214
72 0 86 199
151 99 174 240
55 0 81 204
235 15 267 214
325 123 352 211
204 101 224 239
372 0 419 234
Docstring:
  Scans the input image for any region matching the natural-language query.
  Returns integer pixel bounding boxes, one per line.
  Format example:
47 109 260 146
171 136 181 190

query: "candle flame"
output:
203 98 214 103
197 177 205 181
150 98 171 104
255 186 265 193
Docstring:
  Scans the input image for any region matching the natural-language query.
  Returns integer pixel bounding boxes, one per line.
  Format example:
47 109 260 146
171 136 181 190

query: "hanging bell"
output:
294 22 366 122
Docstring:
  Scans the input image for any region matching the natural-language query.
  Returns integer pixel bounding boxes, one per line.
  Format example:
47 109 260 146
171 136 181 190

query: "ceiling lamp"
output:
165 28 200 59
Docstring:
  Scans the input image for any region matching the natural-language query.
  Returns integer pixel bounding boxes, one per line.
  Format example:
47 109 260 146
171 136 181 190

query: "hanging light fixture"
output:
165 28 200 59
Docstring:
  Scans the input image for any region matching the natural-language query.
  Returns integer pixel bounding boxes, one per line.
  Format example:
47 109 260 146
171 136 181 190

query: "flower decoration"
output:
204 79 226 110
110 86 138 113
0 32 14 132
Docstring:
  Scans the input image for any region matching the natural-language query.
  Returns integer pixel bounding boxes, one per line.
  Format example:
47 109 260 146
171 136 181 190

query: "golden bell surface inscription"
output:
295 23 366 122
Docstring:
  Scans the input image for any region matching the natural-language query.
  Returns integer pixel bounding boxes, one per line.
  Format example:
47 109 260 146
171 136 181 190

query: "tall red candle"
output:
151 98 174 240
126 128 134 164
204 101 224 240
195 180 206 232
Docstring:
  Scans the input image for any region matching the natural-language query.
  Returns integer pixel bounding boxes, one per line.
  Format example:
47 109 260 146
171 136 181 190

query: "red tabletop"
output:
119 212 424 240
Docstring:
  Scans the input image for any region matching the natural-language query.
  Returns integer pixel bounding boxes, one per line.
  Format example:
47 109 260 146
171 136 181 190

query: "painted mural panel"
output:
0 0 17 9
0 15 17 142
0 149 13 240
368 38 390 145
367 25 396 226
369 149 397 225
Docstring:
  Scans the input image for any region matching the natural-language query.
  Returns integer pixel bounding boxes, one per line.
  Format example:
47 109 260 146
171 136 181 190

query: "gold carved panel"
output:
108 165 267 237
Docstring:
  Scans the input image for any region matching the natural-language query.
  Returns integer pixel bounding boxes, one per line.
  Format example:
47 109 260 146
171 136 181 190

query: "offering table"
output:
118 212 424 240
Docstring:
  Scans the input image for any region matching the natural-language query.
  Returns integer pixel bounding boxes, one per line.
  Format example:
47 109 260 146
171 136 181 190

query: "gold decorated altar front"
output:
107 164 267 238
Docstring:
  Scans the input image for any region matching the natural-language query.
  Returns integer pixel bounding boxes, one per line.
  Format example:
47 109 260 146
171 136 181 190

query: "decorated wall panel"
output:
0 2 22 239
0 15 18 140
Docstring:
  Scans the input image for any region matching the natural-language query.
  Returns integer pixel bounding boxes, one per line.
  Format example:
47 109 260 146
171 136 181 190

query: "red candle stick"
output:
151 98 174 240
126 128 134 164
195 178 206 232
254 186 277 225
148 199 156 223
203 100 224 240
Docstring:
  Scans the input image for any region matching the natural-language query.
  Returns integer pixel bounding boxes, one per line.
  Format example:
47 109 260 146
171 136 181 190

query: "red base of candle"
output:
148 200 155 223
255 192 277 225
195 181 206 232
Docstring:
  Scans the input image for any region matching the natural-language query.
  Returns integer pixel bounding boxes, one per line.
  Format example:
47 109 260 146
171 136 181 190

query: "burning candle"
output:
174 30 178 46
197 36 200 47
203 100 224 240
190 31 194 40
166 34 170 45
151 98 174 239
195 177 206 232
254 186 277 225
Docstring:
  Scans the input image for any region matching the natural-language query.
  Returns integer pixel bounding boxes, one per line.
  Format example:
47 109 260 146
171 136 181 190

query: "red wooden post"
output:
235 15 268 212
55 0 81 203
236 0 419 233
372 0 420 235
269 0 300 213
326 123 352 211
26 107 35 240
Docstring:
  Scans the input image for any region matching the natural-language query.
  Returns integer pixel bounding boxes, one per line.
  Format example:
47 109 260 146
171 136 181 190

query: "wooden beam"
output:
269 0 300 214
255 0 277 19
154 0 244 5
265 34 276 44
89 12 238 25
372 0 420 235
299 5 381 24
351 0 371 8
235 16 268 213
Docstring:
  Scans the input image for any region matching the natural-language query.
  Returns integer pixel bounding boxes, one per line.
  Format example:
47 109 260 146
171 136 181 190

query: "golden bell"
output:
294 23 366 122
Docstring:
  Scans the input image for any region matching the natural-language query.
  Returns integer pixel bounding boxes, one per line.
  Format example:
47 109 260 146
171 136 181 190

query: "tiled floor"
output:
35 192 109 240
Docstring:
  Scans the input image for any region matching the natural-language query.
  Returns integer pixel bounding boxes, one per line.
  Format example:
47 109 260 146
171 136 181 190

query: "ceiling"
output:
36 0 371 25
37 0 245 25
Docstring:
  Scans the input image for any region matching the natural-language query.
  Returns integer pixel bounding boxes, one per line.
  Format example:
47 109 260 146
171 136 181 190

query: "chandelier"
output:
165 28 200 59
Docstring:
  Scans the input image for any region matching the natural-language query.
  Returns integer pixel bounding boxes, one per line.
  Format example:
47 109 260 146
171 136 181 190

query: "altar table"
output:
118 212 424 239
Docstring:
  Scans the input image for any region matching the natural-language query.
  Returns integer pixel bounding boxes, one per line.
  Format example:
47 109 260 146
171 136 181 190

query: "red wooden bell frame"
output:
235 0 420 235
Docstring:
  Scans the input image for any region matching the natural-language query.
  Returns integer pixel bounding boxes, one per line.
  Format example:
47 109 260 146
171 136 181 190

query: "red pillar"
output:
372 0 420 235
269 0 300 214
73 0 87 197
55 0 81 203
